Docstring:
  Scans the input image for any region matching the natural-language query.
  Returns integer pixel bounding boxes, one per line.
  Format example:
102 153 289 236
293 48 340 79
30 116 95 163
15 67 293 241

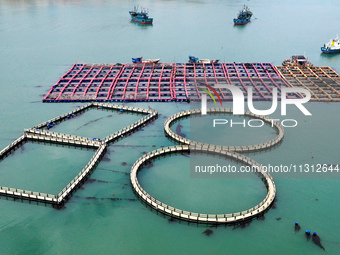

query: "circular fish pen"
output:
164 108 284 152
131 108 284 224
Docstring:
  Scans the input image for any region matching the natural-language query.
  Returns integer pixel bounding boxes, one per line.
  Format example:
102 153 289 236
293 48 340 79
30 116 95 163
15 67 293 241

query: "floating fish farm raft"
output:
43 62 340 102
277 65 340 101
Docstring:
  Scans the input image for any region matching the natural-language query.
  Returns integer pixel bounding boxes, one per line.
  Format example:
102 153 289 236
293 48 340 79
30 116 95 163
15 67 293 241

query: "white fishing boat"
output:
321 34 340 54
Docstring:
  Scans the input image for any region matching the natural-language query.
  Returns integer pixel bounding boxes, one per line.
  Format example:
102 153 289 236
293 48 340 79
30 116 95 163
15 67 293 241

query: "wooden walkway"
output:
130 108 280 224
2 103 280 222
0 103 158 205
28 102 158 144
164 108 284 152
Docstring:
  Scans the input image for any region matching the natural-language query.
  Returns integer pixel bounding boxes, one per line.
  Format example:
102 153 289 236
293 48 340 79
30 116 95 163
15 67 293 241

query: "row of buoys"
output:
295 222 325 250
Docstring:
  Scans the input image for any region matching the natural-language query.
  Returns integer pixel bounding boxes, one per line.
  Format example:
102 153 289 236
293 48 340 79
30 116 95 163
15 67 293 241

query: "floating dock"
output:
43 62 338 102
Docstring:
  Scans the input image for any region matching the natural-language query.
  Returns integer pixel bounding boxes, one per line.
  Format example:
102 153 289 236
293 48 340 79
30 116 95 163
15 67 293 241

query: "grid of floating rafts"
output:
43 62 302 102
174 62 300 101
276 65 340 101
0 103 158 205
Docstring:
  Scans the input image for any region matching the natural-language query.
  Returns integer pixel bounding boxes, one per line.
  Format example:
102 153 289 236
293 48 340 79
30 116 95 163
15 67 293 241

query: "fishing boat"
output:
132 57 160 64
188 55 199 63
282 55 313 67
321 34 340 54
188 56 219 64
198 59 219 64
233 5 253 25
129 6 153 24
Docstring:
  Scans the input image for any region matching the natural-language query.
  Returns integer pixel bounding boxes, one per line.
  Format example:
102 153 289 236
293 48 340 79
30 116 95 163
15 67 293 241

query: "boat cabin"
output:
292 55 308 66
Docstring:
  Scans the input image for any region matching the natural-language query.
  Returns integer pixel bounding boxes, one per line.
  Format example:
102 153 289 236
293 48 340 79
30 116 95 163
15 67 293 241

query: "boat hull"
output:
142 59 160 64
129 11 153 24
130 16 153 24
234 20 250 25
132 58 160 64
233 17 251 25
321 47 340 54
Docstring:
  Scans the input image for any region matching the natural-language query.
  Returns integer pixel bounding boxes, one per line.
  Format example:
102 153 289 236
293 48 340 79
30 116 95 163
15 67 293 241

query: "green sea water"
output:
0 0 340 254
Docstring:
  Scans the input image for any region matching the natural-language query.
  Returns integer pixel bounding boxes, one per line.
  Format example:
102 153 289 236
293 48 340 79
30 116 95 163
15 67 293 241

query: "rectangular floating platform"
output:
43 63 340 102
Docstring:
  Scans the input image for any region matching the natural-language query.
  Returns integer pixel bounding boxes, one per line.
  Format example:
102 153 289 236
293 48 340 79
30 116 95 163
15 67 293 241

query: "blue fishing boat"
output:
234 5 252 25
188 56 219 64
129 6 153 24
188 55 199 63
321 34 340 54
